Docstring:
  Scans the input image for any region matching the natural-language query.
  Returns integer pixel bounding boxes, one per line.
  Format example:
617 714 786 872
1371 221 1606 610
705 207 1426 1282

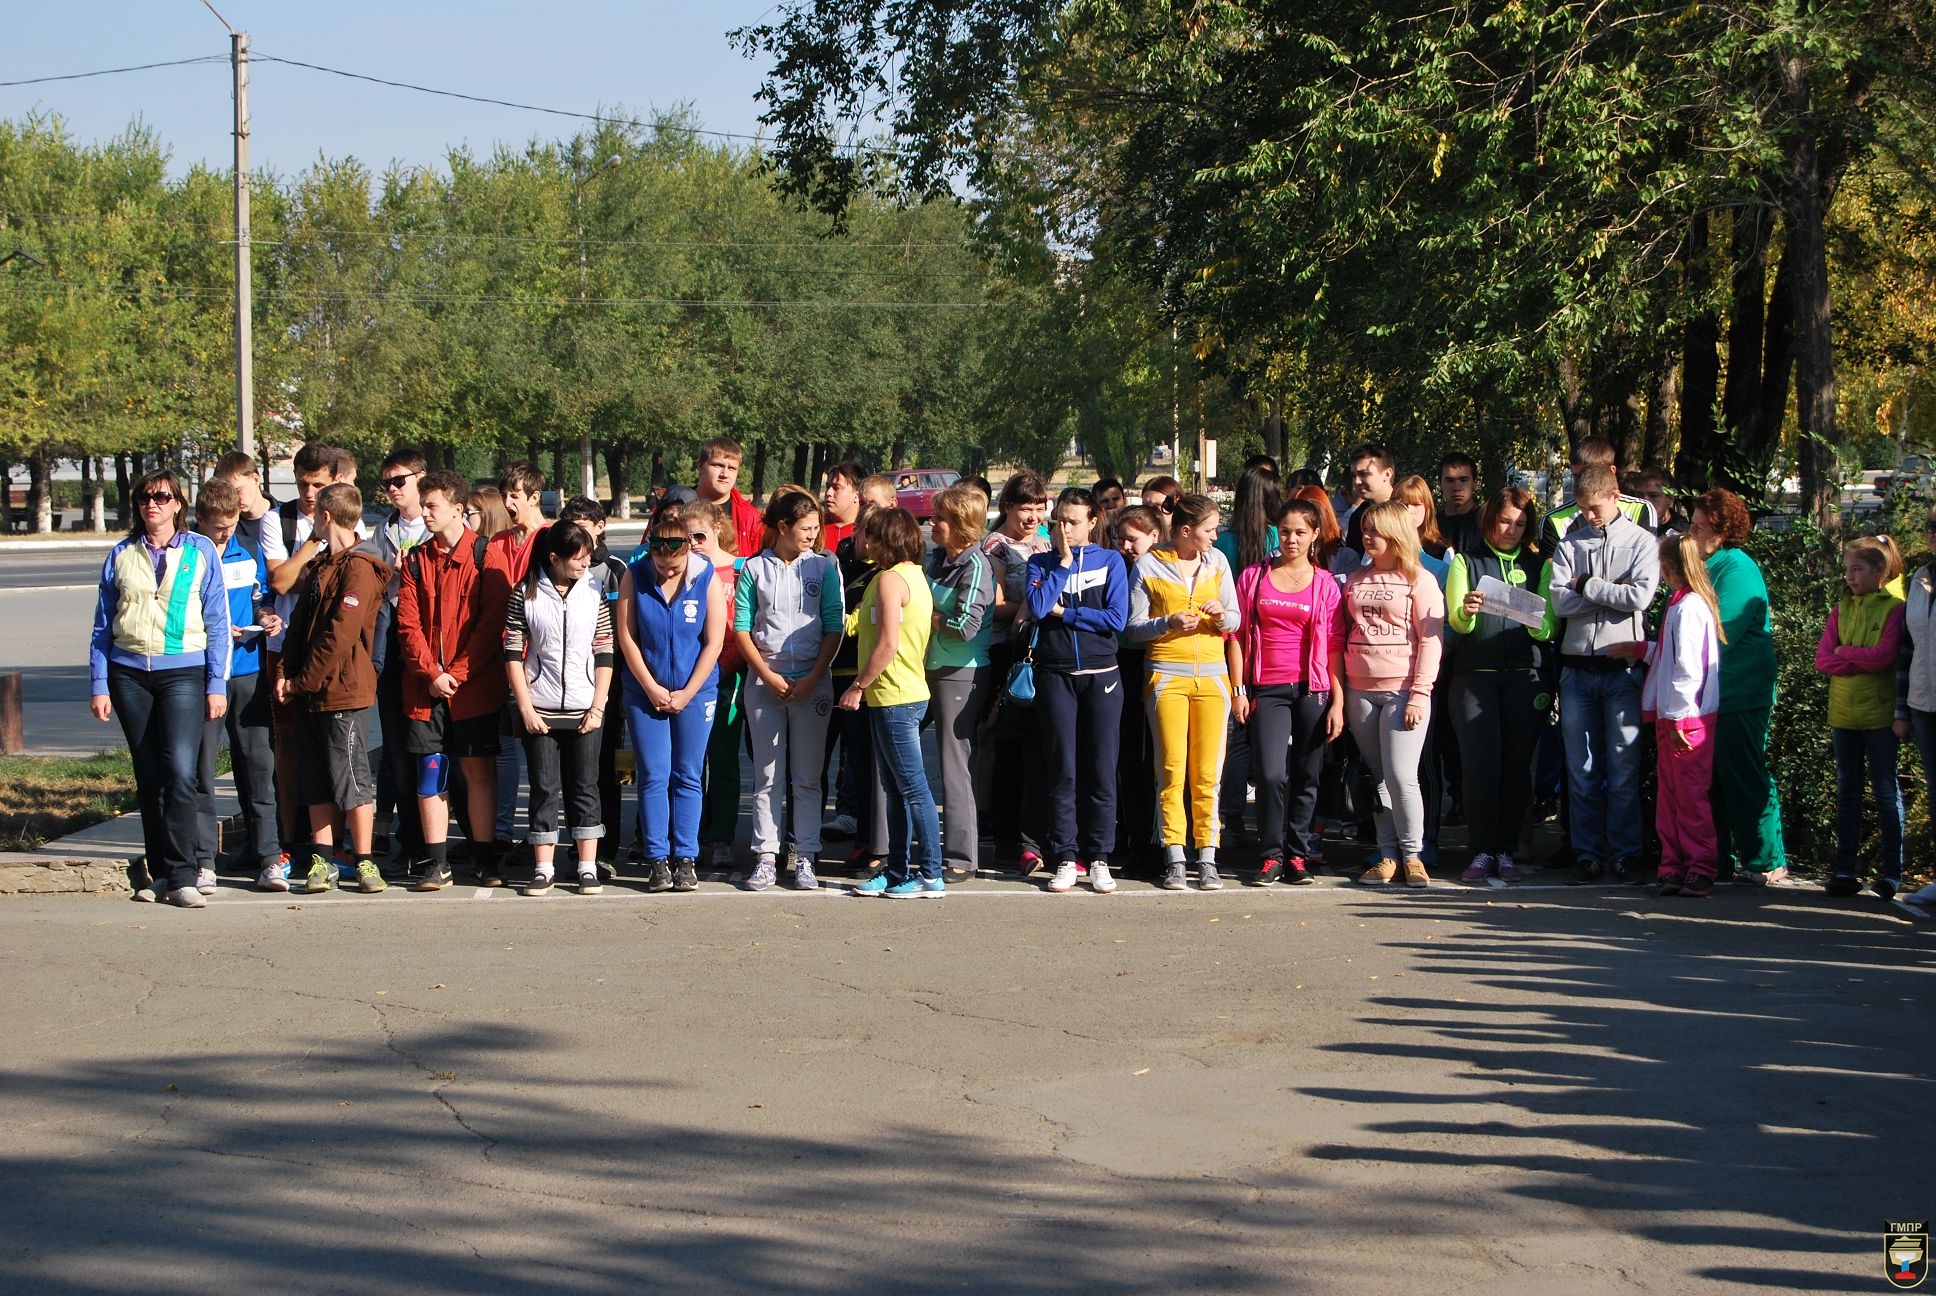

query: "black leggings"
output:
1447 668 1542 855
1248 683 1330 860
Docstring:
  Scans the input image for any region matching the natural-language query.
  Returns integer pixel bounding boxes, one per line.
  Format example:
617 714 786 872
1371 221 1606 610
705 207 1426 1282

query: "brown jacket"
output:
281 539 392 711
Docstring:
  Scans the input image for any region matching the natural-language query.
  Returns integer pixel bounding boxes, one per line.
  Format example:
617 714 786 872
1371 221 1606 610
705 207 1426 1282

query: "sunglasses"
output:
688 530 710 544
380 472 420 490
138 492 176 505
648 535 691 553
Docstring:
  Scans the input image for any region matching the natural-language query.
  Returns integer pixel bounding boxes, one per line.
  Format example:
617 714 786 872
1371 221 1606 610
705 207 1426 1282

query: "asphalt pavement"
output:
0 879 1927 1294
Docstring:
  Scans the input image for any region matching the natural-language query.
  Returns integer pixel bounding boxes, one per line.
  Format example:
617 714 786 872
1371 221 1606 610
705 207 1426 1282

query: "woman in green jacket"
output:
1688 490 1788 884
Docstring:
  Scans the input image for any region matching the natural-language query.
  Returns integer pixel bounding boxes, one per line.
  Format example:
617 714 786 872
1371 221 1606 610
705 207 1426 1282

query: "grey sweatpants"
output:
1345 687 1431 862
745 672 835 857
928 665 993 875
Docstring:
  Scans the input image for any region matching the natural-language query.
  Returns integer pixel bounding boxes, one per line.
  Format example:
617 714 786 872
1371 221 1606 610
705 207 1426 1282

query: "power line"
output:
248 52 906 158
0 282 993 309
0 56 228 89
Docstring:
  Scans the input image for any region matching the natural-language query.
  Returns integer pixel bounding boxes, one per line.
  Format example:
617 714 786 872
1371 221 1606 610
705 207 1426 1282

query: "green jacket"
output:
1705 546 1777 714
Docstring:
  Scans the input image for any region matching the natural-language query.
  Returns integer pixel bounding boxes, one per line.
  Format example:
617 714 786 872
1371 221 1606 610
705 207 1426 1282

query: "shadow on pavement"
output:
1302 891 1935 1291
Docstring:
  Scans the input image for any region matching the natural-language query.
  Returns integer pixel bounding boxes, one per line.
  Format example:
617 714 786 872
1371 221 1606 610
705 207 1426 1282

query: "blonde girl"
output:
1341 501 1445 887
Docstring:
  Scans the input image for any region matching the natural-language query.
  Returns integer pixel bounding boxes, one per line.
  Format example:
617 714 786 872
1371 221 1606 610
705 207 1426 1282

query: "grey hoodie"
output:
1547 512 1660 658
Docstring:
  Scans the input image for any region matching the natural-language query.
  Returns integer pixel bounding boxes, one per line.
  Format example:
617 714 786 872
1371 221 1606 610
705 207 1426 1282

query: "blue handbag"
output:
1003 626 1040 707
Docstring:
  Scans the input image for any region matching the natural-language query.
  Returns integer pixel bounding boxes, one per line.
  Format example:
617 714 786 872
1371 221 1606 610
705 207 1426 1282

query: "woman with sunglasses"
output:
88 468 232 907
615 510 729 892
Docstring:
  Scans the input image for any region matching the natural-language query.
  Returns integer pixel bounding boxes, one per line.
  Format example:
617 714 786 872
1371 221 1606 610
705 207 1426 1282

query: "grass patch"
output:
0 751 140 851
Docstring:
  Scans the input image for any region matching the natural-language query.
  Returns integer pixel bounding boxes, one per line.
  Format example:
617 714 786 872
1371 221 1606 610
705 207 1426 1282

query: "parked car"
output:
1875 455 1936 498
894 469 960 520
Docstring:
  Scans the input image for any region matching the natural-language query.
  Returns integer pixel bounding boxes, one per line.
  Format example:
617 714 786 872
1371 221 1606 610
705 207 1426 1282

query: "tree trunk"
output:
649 448 665 490
114 452 131 527
751 440 768 502
1645 364 1679 471
551 443 568 501
27 449 52 534
791 441 810 487
605 442 633 520
1781 55 1839 530
1678 214 1722 488
1721 207 1768 442
1755 238 1797 488
1557 354 1592 455
890 439 909 471
1262 394 1285 464
83 456 105 532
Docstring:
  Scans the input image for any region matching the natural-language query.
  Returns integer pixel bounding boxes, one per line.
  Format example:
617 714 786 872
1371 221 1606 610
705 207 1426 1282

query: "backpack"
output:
277 498 302 555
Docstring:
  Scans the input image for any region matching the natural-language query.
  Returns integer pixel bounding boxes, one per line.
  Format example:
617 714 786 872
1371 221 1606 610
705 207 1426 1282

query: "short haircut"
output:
557 495 606 526
328 447 357 482
827 459 868 490
1348 444 1395 472
1093 477 1124 497
997 471 1048 518
195 477 241 519
1572 436 1618 470
380 445 427 475
859 474 896 507
1479 486 1543 553
698 436 744 467
419 470 468 508
1573 464 1619 501
862 506 924 567
315 482 362 529
499 460 545 496
1438 452 1477 477
212 450 258 481
1692 488 1752 547
292 442 336 478
764 489 822 533
1634 467 1674 492
932 483 989 542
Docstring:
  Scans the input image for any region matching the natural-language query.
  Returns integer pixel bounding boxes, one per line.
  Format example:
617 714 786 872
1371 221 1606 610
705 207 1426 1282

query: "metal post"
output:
232 31 255 458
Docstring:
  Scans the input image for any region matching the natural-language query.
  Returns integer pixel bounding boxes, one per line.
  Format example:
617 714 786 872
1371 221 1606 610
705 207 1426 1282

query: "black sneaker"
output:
1568 860 1608 886
645 860 672 892
1657 872 1684 896
1679 872 1715 898
472 847 504 889
1286 856 1316 885
672 858 698 891
1250 856 1284 887
1874 877 1899 902
1825 873 1862 897
1610 857 1644 886
524 871 555 896
413 861 453 892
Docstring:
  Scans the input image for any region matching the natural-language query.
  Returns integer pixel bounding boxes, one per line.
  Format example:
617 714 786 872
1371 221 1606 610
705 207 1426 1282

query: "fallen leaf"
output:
1133 1068 1151 1076
431 984 446 990
1112 939 1126 944
749 1103 764 1109
1369 975 1380 980
1294 984 1304 990
1209 917 1221 924
374 990 389 996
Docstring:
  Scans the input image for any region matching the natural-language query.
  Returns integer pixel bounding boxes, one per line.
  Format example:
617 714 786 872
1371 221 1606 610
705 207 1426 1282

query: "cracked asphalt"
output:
1 877 1929 1293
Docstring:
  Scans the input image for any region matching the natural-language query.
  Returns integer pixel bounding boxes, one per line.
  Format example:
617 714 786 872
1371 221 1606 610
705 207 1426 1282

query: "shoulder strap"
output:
472 534 489 567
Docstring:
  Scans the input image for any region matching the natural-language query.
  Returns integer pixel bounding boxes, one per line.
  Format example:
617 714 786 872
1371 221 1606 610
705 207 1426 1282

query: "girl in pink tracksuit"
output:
1629 535 1726 896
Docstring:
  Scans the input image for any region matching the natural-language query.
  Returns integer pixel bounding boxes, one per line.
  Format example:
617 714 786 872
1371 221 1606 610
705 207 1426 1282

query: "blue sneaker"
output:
746 858 777 891
884 876 945 900
852 873 891 896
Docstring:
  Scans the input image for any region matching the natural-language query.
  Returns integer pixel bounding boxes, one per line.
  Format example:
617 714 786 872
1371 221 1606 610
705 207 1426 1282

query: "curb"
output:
0 857 132 895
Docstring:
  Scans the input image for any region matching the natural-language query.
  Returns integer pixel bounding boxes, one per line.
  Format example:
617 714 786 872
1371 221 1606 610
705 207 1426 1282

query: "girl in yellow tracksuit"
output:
1128 493 1240 889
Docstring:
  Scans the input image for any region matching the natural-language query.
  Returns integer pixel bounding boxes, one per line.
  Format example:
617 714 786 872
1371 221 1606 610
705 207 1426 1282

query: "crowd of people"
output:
87 434 1936 913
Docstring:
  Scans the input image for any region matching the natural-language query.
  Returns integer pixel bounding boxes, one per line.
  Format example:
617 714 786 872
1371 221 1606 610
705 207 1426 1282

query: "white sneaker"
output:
1089 861 1116 894
1046 861 1080 893
195 866 218 895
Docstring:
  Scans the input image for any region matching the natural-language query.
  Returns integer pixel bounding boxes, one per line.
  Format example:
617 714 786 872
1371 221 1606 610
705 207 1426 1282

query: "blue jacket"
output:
1025 545 1128 673
217 532 268 679
625 551 718 703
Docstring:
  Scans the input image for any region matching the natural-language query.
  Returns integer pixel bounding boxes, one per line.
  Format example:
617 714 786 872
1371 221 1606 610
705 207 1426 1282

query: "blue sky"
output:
2 1 784 175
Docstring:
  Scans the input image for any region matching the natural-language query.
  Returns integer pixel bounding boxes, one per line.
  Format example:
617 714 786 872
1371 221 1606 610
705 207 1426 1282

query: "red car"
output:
893 469 960 521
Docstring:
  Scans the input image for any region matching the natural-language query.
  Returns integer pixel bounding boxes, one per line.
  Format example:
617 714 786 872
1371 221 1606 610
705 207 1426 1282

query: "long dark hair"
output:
525 521 593 598
1229 464 1281 571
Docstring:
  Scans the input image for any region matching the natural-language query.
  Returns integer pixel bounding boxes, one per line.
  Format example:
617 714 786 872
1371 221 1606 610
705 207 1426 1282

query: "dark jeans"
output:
1448 668 1542 856
109 664 205 889
375 642 423 856
870 700 941 882
1248 683 1329 860
1832 725 1902 881
199 670 281 869
522 720 604 847
1039 667 1123 861
979 644 1047 859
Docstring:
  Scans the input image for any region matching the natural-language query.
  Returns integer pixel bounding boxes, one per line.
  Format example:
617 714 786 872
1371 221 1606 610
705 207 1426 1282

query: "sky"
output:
1 1 786 176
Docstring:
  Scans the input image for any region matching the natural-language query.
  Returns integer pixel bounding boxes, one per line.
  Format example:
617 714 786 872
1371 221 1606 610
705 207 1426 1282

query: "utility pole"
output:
231 30 254 458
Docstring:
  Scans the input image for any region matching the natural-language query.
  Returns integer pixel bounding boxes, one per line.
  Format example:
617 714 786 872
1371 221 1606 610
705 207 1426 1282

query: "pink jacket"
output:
1340 566 1445 697
1234 562 1343 692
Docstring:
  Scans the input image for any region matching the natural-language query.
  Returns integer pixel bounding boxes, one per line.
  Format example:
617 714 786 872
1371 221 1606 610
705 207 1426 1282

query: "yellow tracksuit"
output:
1128 546 1240 852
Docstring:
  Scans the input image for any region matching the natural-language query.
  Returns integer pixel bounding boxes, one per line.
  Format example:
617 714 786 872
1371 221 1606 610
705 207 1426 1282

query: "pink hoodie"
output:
1340 566 1445 697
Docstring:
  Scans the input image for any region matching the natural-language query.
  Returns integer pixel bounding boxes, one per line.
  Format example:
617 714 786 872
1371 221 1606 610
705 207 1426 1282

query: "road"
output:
0 881 1925 1294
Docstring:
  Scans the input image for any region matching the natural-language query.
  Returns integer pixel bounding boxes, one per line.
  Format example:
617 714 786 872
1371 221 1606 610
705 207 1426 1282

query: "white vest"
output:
1904 565 1936 714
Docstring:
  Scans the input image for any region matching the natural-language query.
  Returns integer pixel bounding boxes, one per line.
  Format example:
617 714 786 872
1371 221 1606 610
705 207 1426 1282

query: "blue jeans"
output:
1832 726 1902 881
626 687 717 861
870 701 941 882
1559 665 1644 866
108 664 206 889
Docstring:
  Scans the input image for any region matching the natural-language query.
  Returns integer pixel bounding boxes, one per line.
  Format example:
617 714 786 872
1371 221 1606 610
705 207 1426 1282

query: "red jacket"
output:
725 489 764 564
397 526 506 721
